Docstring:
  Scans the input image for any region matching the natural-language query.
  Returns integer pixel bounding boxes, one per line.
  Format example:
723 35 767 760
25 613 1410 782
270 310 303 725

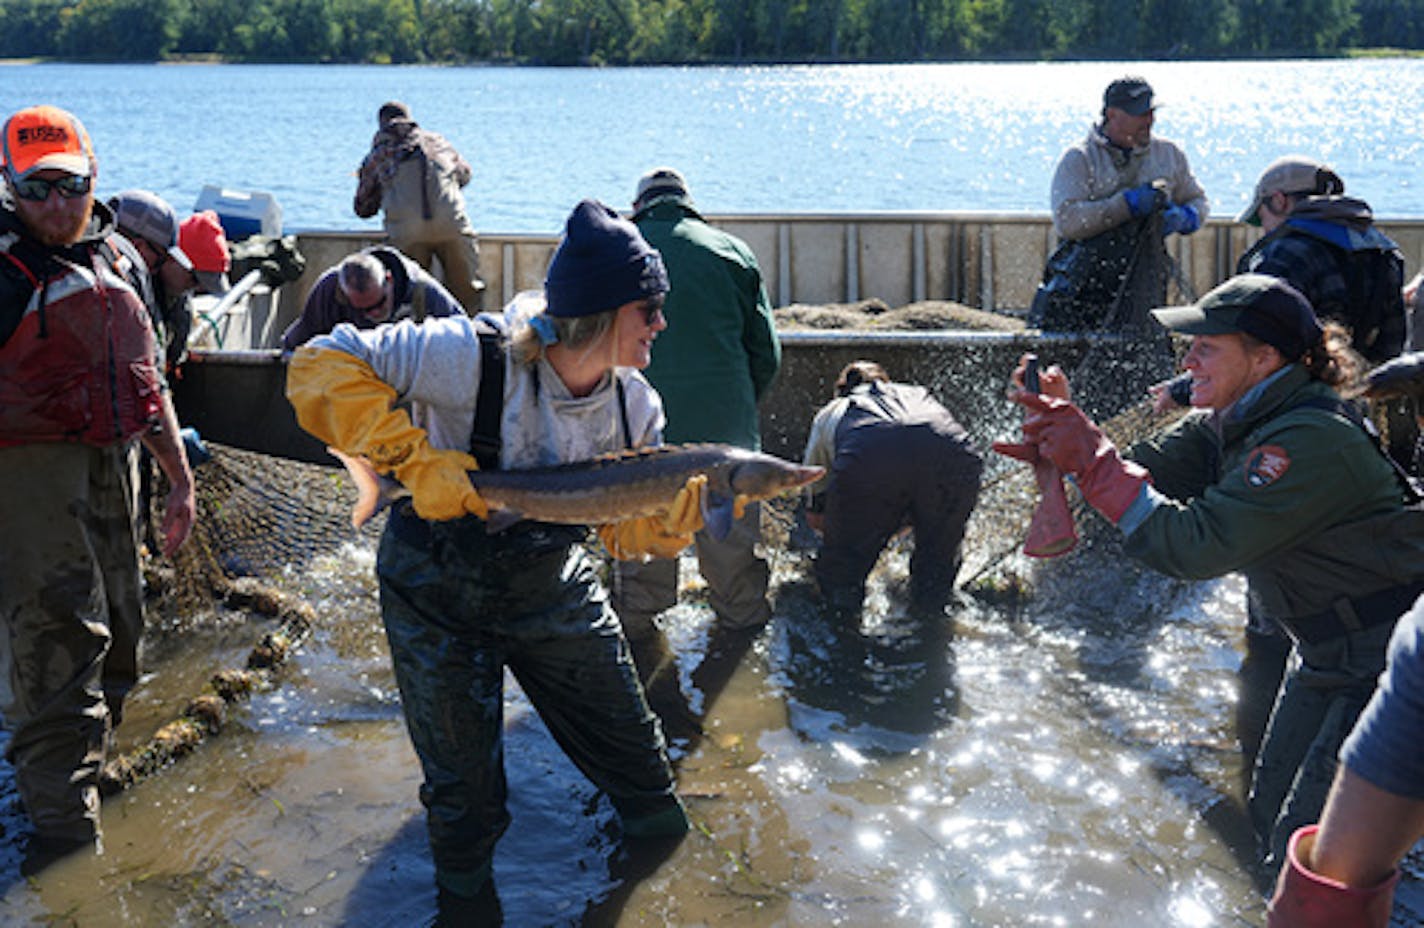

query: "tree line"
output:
2 0 1424 64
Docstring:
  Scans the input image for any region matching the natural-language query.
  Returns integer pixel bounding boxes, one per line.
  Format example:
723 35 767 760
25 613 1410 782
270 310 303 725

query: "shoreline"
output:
3 49 1422 67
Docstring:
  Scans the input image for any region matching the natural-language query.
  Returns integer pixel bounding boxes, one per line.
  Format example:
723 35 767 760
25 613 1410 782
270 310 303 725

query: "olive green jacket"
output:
1126 365 1424 620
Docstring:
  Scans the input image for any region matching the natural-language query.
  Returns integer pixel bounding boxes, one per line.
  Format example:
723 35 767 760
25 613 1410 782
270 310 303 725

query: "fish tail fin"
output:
328 446 383 529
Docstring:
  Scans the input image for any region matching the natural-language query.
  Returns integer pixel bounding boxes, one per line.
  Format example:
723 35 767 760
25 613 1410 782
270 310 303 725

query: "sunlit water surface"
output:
1 59 1422 232
6 504 1412 926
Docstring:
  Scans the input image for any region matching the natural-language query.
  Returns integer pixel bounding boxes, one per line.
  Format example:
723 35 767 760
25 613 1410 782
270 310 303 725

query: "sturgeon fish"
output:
330 443 825 537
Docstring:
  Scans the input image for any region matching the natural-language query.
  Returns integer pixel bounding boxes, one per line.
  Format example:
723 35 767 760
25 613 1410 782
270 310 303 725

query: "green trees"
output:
0 0 1411 62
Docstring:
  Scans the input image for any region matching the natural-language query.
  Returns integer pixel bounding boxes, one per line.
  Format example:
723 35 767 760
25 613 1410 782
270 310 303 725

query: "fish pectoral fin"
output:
483 507 524 534
702 491 736 542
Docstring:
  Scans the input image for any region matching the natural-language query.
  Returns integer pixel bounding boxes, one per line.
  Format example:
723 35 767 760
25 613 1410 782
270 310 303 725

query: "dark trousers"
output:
377 509 675 895
816 421 982 614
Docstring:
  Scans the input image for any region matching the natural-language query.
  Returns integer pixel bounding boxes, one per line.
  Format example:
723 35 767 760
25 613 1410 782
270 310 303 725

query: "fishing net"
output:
110 447 372 794
153 446 378 610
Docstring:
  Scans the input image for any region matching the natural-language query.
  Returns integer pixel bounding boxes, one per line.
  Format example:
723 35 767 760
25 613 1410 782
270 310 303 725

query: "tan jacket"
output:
1050 125 1208 241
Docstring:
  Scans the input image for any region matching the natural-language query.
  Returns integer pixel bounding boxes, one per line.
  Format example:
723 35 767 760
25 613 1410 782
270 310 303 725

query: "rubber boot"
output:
1267 825 1398 927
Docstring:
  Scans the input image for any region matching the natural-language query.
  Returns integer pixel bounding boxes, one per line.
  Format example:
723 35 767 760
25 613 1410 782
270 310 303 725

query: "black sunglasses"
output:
640 298 665 326
12 174 91 202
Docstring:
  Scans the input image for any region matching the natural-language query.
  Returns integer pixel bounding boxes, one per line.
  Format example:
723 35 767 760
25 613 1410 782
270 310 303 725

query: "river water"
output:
1 60 1423 927
1 59 1422 233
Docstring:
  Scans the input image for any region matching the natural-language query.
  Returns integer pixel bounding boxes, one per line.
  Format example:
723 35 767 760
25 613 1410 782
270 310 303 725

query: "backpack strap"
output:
469 315 506 470
1291 394 1422 503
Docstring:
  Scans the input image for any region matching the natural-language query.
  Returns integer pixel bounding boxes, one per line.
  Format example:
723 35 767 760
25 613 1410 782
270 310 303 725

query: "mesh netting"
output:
157 445 381 611
959 398 1188 586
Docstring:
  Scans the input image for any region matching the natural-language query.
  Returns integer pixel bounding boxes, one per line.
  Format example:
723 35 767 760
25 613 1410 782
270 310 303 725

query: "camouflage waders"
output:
0 442 144 845
377 505 680 897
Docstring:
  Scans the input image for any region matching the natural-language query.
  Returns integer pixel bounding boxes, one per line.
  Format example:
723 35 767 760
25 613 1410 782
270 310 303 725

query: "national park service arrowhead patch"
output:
1243 444 1290 488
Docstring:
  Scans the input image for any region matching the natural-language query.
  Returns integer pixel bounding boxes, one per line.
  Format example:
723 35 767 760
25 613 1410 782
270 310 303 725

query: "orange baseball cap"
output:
179 210 232 294
2 105 96 180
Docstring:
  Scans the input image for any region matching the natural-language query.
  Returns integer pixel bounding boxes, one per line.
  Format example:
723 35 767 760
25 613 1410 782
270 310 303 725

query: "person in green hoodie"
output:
610 168 782 675
996 273 1424 880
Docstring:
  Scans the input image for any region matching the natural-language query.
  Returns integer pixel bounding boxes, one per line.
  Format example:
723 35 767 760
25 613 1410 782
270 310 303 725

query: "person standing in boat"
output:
0 105 195 862
611 167 782 677
1031 76 1209 332
279 246 464 350
1235 155 1416 475
286 199 700 919
802 360 983 618
353 101 485 314
1236 155 1406 366
997 274 1424 880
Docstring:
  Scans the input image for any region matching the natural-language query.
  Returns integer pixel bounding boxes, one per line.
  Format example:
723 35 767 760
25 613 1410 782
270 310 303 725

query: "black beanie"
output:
544 199 669 318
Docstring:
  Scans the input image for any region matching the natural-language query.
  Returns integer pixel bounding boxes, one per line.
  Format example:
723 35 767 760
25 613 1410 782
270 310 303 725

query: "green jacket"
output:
632 197 780 449
1126 365 1424 620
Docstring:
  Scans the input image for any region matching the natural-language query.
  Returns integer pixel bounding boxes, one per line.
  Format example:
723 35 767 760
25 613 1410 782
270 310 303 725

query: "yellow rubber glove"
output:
597 475 707 560
399 448 488 521
286 346 488 521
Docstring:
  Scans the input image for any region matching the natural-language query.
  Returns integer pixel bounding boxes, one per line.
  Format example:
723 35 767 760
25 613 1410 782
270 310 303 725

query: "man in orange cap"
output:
0 104 195 861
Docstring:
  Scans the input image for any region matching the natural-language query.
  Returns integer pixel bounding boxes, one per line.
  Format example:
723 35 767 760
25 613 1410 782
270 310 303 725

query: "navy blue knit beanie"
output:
544 199 669 318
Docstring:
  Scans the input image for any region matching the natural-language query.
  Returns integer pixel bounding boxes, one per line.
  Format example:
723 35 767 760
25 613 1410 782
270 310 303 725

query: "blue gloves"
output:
1162 204 1201 236
1123 183 1163 218
180 427 212 467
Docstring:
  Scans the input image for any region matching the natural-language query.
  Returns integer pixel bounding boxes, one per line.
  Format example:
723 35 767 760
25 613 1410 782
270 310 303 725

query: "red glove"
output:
1014 393 1150 525
991 438 1078 557
1267 825 1399 928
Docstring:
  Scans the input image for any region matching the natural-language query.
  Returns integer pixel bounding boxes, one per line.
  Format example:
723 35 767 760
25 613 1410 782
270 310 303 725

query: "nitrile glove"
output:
179 427 211 467
1016 393 1151 525
1123 183 1163 218
1162 204 1201 235
1267 825 1399 928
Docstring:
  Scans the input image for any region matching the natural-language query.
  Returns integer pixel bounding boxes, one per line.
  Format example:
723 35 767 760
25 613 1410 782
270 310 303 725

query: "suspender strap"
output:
615 378 632 450
489 336 635 467
469 319 505 470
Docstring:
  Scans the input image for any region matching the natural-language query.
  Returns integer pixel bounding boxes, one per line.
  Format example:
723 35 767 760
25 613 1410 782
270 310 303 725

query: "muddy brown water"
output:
1 460 1421 926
